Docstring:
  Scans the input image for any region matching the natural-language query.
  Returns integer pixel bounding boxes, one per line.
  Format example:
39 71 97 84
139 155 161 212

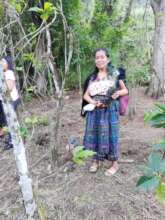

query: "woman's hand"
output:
90 100 98 106
111 91 120 99
96 101 107 108
91 100 105 108
96 102 103 107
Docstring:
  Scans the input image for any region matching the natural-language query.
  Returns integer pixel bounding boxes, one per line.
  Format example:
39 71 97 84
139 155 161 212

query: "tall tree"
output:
147 0 165 97
0 65 36 218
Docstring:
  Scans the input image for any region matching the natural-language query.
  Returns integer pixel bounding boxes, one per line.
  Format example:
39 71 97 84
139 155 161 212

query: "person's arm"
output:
112 80 128 99
6 79 15 92
83 87 104 107
5 70 16 92
83 87 97 105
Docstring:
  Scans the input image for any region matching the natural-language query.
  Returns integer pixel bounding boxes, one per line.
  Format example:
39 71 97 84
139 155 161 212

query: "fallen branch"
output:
119 159 134 163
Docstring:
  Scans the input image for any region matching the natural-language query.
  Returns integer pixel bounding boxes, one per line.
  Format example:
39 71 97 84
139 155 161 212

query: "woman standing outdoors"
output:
0 52 20 149
82 48 128 176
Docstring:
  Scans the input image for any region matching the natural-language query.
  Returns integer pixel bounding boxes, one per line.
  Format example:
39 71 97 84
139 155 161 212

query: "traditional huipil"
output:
83 64 120 161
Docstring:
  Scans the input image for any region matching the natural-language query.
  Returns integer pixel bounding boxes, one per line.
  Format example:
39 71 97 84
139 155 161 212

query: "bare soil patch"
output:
0 87 165 220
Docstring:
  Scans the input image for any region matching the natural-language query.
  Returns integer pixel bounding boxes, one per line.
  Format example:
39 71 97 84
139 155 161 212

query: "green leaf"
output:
73 158 84 165
72 146 84 155
38 202 47 220
75 150 95 159
149 114 165 128
15 66 23 71
26 86 36 92
40 13 49 21
24 117 32 125
38 117 49 126
24 116 48 127
155 103 165 112
72 146 96 165
155 182 165 204
148 153 162 173
44 2 54 11
32 116 38 125
138 165 154 176
15 3 22 13
40 2 55 21
144 111 159 122
136 176 160 191
23 53 34 62
144 104 165 128
153 140 165 150
28 2 55 21
159 159 165 173
19 126 28 138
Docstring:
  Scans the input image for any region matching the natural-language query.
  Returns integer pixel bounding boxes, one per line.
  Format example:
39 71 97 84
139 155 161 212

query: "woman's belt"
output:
92 95 113 105
95 104 108 109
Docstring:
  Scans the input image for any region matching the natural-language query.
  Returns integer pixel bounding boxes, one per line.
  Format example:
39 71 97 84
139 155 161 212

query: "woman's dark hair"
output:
3 49 14 71
94 47 110 58
3 56 14 71
118 67 126 80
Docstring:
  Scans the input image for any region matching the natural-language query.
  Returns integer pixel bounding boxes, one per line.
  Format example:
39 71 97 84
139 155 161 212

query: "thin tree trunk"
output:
35 33 47 95
81 0 95 24
50 0 74 168
45 25 61 94
147 0 165 97
128 86 136 119
123 0 134 22
0 65 36 218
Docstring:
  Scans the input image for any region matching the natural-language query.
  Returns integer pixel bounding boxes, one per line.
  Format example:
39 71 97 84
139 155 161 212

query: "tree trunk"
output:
123 0 134 23
81 0 95 24
34 27 61 95
128 86 137 119
50 1 74 168
45 26 61 94
147 0 165 97
0 65 36 218
35 34 48 95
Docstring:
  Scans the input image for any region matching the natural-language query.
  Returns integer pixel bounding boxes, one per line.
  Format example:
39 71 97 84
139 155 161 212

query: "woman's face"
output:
0 59 8 71
95 50 109 70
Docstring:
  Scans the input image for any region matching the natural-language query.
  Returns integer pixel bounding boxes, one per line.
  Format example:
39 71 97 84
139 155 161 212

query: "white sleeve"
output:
5 70 15 81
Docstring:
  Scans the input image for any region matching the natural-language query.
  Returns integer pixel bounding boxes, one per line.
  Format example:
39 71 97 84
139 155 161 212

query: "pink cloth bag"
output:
119 94 129 116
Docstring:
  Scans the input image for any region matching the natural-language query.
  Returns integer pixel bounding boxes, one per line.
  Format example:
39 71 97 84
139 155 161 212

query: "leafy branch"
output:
28 2 56 21
137 103 165 204
72 146 96 165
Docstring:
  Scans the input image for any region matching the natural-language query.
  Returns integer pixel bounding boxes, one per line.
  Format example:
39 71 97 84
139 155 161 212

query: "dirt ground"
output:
0 87 165 220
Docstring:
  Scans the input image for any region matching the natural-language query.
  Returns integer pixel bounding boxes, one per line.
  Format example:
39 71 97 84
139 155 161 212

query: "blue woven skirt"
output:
83 101 119 161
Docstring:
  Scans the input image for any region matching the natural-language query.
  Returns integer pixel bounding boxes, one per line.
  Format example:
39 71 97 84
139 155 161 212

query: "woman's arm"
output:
6 79 15 92
112 80 128 99
83 88 97 105
118 80 128 96
83 88 104 107
5 70 16 92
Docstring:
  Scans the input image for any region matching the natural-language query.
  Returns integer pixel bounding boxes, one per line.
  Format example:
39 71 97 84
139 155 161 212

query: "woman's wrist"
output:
117 91 121 96
91 100 97 105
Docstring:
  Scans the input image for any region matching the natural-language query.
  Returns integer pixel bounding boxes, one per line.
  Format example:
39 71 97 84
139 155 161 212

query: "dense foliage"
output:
0 0 154 94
